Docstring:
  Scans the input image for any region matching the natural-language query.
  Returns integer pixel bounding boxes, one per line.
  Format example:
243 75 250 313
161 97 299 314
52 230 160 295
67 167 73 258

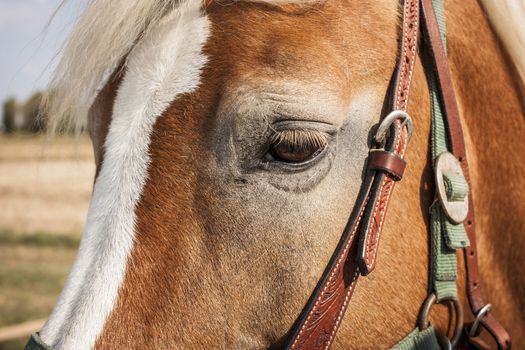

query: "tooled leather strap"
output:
420 1 511 349
355 0 419 276
284 1 420 349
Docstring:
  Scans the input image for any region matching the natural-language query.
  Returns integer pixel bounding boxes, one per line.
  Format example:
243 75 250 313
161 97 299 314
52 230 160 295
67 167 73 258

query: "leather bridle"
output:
22 1 513 350
284 1 512 349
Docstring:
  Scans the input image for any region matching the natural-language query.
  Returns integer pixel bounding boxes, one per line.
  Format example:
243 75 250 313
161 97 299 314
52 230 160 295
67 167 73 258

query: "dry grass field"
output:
0 135 94 235
0 134 94 349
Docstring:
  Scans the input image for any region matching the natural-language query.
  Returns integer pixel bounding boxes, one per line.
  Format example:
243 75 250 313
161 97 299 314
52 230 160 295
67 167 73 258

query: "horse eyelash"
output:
270 129 328 149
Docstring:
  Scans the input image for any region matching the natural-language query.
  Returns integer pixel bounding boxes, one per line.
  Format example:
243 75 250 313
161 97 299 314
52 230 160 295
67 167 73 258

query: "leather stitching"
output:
362 0 418 270
290 200 369 349
364 177 395 270
395 0 419 112
287 0 420 347
364 128 409 270
363 130 411 275
325 268 360 349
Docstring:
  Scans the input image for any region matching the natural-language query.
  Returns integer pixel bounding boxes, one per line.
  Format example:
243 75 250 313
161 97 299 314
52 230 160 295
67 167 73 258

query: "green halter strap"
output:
427 0 470 303
393 0 469 348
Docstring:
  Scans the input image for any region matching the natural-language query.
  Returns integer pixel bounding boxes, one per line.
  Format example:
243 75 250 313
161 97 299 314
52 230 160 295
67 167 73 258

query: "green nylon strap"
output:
429 0 449 161
389 2 471 349
430 204 470 300
443 214 470 250
443 171 468 201
391 326 441 350
428 0 470 303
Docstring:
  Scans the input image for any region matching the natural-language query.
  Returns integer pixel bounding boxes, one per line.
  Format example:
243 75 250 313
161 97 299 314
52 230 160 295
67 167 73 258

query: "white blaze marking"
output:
40 2 210 349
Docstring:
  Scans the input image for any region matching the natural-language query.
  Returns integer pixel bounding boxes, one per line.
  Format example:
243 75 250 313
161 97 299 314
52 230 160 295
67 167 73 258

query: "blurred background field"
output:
0 134 94 349
0 1 92 348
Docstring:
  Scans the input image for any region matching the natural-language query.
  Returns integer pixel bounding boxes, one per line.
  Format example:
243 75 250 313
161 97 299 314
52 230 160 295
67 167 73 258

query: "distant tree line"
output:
2 92 47 133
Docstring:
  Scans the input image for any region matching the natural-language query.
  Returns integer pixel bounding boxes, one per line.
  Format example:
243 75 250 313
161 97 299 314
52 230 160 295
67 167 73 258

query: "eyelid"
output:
271 119 338 134
270 129 328 149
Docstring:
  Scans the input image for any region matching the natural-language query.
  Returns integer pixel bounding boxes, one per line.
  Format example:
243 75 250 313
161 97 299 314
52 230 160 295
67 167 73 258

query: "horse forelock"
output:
40 1 212 348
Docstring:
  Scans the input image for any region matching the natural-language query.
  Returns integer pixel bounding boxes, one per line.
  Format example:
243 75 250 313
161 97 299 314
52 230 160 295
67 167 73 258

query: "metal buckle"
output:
468 304 492 337
374 110 414 147
435 152 469 224
417 293 463 349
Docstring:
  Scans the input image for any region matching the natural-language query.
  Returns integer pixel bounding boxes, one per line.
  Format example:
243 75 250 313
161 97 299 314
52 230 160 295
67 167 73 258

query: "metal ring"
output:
417 293 437 330
374 110 414 146
468 304 492 337
437 333 452 350
417 293 464 348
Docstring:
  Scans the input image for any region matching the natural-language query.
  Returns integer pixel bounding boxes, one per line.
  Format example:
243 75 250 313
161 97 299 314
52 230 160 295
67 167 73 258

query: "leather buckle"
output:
374 110 414 147
368 150 406 181
468 304 492 337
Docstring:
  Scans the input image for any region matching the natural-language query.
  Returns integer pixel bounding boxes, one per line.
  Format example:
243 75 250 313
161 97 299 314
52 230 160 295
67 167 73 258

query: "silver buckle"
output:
468 304 492 337
374 110 414 147
435 152 469 224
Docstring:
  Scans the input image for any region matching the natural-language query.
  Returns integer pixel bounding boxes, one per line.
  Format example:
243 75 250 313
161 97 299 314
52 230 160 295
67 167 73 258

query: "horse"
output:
30 0 525 349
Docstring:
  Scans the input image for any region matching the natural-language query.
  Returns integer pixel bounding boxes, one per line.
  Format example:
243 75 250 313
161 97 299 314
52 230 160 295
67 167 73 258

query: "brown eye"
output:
271 142 322 163
269 130 327 164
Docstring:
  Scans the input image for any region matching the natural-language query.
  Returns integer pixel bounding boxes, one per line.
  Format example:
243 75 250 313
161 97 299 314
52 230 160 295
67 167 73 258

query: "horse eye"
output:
268 130 327 164
270 142 323 163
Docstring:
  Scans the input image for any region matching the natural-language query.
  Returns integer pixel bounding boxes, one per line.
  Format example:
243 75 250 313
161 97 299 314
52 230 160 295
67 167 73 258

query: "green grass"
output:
0 230 80 249
0 338 27 350
0 230 79 349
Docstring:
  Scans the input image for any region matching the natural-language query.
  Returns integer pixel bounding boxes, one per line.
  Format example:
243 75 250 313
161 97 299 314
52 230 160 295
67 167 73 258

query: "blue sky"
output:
0 0 85 104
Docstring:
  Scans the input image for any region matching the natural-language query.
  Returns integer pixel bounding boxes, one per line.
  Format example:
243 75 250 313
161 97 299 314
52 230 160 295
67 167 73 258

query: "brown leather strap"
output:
284 1 420 348
285 1 510 349
355 0 419 276
420 1 511 349
368 150 407 181
467 335 492 350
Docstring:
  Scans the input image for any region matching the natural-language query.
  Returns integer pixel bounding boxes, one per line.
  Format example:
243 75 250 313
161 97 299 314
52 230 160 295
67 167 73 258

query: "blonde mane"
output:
45 0 525 133
479 0 525 87
45 0 184 133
